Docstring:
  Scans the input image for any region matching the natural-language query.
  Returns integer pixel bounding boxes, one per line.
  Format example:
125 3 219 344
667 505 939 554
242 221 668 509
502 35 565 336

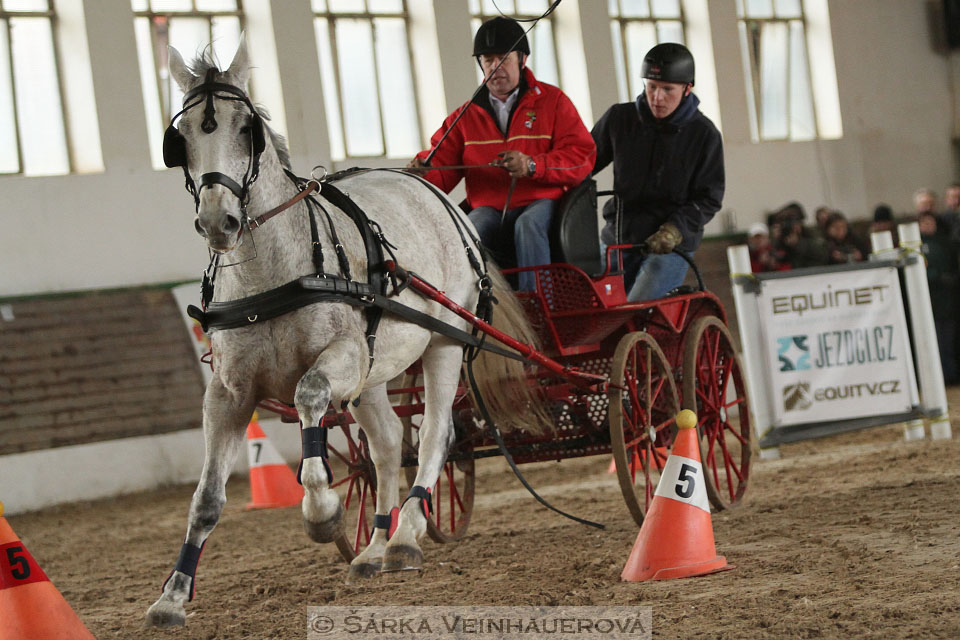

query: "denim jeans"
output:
603 242 691 302
468 198 555 291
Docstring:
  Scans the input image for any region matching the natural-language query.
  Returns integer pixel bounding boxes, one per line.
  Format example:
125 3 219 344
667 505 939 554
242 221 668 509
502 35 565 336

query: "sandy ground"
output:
7 404 960 639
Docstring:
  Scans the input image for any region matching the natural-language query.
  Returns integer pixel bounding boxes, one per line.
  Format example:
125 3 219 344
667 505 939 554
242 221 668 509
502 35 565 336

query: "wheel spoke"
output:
330 469 363 490
328 443 352 467
723 418 749 446
344 475 357 509
717 435 743 482
624 433 646 449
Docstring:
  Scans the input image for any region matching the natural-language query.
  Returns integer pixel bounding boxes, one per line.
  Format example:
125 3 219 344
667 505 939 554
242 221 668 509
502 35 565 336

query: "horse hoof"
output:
145 600 186 628
303 503 344 543
381 545 423 573
346 559 382 584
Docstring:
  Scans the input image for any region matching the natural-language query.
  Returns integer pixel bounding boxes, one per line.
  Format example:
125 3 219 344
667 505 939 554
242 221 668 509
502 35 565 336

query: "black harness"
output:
186 172 523 364
163 68 266 213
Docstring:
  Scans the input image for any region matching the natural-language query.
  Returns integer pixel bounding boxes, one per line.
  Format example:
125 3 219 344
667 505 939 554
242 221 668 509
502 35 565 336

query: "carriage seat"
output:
549 178 604 277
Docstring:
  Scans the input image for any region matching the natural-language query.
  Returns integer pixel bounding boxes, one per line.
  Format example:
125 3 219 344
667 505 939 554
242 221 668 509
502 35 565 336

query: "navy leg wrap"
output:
161 540 205 601
404 485 432 517
374 514 392 531
297 425 332 485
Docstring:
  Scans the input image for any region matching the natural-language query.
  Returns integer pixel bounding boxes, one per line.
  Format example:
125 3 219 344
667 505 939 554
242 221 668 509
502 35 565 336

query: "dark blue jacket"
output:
592 92 724 252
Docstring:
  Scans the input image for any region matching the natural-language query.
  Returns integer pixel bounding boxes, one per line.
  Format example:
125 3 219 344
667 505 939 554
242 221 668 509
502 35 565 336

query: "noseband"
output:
163 68 266 217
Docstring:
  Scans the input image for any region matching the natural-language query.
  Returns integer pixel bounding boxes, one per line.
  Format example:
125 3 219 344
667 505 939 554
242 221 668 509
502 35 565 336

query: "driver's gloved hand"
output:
645 222 683 254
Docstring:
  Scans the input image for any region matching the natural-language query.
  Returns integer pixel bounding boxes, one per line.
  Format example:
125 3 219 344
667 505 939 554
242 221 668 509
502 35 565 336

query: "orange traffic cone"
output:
245 415 304 510
621 409 732 582
0 501 97 639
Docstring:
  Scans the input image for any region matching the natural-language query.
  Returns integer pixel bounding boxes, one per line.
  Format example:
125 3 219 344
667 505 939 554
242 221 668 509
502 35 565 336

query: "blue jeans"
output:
603 243 691 302
468 199 554 291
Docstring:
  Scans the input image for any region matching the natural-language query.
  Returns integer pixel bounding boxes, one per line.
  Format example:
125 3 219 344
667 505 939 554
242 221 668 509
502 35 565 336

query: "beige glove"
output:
405 156 428 176
645 222 683 254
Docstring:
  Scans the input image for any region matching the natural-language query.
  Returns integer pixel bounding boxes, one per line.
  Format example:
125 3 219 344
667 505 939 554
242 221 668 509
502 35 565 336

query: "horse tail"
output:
465 268 554 435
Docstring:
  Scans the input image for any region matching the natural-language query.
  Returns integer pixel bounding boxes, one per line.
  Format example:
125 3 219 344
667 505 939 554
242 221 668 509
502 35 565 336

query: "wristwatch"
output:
527 158 537 177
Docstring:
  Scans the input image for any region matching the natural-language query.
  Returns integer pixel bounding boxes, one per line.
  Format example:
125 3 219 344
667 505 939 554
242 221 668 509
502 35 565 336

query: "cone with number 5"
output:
245 415 304 510
621 410 732 581
0 500 97 639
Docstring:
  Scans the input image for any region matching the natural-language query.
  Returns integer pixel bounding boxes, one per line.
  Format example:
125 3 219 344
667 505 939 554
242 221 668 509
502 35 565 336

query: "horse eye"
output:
239 125 251 135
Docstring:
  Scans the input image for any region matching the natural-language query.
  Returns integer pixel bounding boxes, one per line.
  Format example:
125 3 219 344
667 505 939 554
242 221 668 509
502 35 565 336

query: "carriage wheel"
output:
403 415 476 543
326 422 378 562
608 331 680 527
681 316 752 510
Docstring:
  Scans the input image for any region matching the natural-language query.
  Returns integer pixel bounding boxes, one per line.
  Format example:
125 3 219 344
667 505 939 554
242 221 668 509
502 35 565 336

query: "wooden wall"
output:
0 289 204 455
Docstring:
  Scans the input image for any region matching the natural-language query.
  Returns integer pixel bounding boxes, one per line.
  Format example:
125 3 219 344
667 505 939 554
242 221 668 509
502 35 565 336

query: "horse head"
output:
167 37 266 253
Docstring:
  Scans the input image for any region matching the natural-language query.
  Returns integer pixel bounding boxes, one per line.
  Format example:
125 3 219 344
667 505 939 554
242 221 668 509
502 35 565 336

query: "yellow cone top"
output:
676 409 698 430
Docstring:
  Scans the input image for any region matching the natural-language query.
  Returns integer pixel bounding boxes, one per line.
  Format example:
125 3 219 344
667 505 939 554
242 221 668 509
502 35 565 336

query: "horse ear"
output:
226 33 251 89
168 46 193 93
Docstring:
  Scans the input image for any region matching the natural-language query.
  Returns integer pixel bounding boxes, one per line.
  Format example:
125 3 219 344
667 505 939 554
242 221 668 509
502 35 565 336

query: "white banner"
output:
757 266 919 427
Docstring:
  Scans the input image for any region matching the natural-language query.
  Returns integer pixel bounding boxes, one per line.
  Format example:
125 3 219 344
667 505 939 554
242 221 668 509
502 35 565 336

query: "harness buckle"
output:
247 315 258 323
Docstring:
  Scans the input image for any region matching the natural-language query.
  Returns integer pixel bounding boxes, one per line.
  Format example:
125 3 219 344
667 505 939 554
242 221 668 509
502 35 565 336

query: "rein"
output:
248 179 320 229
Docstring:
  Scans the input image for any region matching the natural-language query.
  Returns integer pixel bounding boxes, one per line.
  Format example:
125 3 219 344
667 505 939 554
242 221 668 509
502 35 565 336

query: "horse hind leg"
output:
297 340 365 544
146 380 251 627
344 383 403 583
382 341 460 572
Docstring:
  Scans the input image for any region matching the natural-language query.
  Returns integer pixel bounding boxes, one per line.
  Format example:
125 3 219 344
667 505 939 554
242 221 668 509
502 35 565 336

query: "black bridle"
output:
163 68 266 216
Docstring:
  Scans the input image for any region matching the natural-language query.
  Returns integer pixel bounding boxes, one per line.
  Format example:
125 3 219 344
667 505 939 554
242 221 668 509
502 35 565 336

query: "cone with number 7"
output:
0 500 97 639
621 410 732 581
245 415 304 510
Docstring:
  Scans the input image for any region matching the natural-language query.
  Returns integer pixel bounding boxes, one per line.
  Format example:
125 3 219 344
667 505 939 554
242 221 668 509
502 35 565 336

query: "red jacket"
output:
417 68 596 210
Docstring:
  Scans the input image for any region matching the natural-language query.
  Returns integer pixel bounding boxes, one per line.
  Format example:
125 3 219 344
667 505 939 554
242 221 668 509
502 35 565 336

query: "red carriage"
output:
258 185 752 561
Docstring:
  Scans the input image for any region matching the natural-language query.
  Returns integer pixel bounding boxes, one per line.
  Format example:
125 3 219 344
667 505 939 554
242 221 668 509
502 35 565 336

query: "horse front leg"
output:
297 339 365 544
382 342 460 572
345 383 403 582
146 378 252 627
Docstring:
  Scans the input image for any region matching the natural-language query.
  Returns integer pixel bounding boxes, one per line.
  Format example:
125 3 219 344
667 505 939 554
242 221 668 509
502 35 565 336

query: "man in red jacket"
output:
407 16 595 291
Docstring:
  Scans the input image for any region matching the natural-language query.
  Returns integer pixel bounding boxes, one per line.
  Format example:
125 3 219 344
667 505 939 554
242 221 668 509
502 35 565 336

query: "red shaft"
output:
386 261 607 390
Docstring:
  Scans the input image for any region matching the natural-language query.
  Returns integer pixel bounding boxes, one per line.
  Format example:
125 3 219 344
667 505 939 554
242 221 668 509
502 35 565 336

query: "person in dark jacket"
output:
591 42 724 301
823 211 869 264
919 211 960 384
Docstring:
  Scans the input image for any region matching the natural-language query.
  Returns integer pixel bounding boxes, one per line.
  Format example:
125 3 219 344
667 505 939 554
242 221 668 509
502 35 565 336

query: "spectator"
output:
776 218 827 268
747 222 787 272
913 188 937 215
869 204 896 242
944 183 960 214
814 206 834 237
823 211 869 264
940 183 960 244
918 211 959 384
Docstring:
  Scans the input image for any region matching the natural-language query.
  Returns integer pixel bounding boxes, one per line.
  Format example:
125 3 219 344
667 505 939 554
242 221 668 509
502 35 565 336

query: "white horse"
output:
146 40 545 627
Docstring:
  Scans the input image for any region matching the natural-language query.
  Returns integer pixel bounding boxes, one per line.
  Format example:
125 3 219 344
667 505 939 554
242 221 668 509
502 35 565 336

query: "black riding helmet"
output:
641 42 695 84
473 16 530 57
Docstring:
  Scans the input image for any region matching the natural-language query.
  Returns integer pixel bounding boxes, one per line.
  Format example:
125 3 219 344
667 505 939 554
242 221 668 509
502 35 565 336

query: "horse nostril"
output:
223 214 241 234
194 217 207 237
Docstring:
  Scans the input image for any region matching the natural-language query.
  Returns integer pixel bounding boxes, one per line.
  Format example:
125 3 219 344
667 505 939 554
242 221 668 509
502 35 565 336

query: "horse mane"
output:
187 52 292 170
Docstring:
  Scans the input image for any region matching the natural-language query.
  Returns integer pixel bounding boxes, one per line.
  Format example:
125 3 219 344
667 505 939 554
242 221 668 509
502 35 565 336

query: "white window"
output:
607 0 686 104
737 0 841 141
0 1 71 176
312 0 421 160
468 0 559 88
132 0 244 169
